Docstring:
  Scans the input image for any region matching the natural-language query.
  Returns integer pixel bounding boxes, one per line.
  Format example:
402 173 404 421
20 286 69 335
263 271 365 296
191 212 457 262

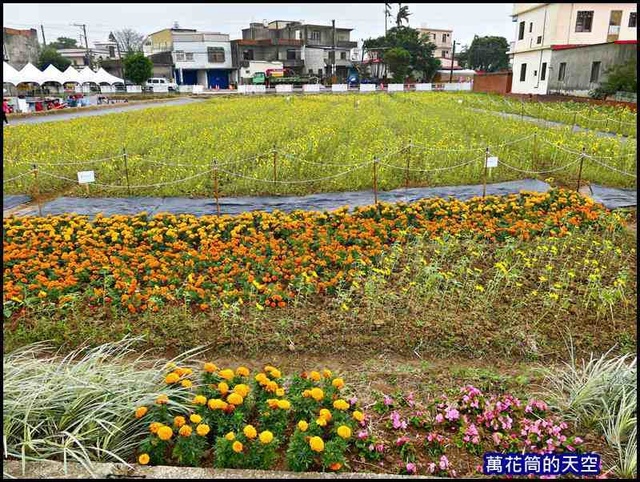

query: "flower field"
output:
3 93 636 199
1 189 624 315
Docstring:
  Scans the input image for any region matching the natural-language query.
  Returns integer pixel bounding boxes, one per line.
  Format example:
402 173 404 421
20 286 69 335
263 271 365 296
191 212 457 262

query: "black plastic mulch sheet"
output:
3 195 31 210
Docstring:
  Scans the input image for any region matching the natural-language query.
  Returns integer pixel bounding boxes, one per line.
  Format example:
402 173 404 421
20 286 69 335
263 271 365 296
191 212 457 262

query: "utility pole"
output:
73 23 91 69
109 31 123 80
40 25 46 47
331 19 336 80
449 40 456 83
384 3 392 35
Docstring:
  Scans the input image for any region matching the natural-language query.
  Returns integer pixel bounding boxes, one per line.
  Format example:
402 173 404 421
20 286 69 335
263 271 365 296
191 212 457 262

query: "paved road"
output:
4 97 203 126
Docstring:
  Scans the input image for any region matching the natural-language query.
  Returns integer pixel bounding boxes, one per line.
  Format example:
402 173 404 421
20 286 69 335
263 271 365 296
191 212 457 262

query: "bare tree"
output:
112 29 145 54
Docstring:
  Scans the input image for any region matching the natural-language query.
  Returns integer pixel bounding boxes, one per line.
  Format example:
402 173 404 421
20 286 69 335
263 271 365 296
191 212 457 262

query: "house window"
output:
309 30 321 41
534 70 537 77
629 12 637 27
340 51 346 60
309 69 314 74
242 49 254 60
442 33 447 42
518 21 525 40
590 61 601 83
207 47 225 63
529 22 533 32
558 62 566 81
537 36 542 44
185 52 194 61
318 69 322 76
286 49 296 60
520 63 527 82
541 62 547 81
175 51 185 61
575 11 594 32
109 46 115 57
442 50 449 57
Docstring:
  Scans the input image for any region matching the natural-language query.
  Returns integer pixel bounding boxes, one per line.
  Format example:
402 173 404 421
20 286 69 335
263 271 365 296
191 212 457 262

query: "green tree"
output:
364 23 440 81
123 52 153 84
396 4 411 27
37 46 71 71
455 45 470 69
602 57 637 93
384 47 411 82
49 36 78 49
464 35 509 72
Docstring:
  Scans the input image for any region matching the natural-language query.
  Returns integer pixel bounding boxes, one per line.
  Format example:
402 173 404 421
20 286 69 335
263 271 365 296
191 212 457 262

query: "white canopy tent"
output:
3 62 21 85
61 65 81 84
76 66 99 85
93 67 124 85
17 62 47 85
41 64 66 84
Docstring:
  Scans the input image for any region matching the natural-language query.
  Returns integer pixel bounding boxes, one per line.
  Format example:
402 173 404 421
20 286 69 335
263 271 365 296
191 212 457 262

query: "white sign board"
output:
415 83 432 91
77 170 95 184
153 84 169 93
81 85 92 93
486 157 498 168
359 84 376 92
126 85 142 93
388 83 405 92
303 84 320 93
253 85 266 94
275 84 293 93
192 85 204 94
178 85 193 93
100 85 115 94
332 84 348 92
237 85 247 94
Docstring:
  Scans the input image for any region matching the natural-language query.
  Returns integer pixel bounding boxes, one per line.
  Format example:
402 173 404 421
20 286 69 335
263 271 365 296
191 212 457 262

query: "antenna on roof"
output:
173 21 180 29
263 19 268 27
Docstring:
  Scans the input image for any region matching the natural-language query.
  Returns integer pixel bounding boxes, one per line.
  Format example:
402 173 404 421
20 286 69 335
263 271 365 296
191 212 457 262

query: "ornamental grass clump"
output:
2 337 201 475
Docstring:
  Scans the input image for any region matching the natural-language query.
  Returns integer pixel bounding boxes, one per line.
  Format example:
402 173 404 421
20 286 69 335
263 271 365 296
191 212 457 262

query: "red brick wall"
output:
472 73 512 94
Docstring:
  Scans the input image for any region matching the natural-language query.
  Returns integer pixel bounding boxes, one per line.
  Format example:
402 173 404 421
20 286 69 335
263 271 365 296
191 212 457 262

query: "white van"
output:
145 78 178 92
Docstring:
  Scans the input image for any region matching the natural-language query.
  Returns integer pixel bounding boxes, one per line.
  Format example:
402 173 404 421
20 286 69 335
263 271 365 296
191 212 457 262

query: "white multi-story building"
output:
509 3 637 95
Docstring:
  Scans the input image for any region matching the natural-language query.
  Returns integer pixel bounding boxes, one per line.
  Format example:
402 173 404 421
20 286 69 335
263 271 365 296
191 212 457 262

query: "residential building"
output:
419 26 454 59
142 27 197 56
57 46 113 68
231 20 356 82
509 3 637 95
3 27 40 69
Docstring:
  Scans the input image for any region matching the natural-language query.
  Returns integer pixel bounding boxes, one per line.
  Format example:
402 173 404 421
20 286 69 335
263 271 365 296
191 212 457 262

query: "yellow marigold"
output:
329 462 342 471
255 373 267 384
232 441 243 453
353 410 365 422
181 379 192 389
203 362 217 373
149 422 162 434
297 420 309 432
264 365 276 373
156 394 169 405
227 392 243 406
233 384 250 398
259 430 274 444
243 425 257 439
174 367 186 377
319 408 332 421
208 398 228 411
310 388 324 401
270 368 281 379
337 425 352 439
267 399 279 409
138 453 150 465
333 399 349 411
266 381 278 392
196 424 210 436
173 416 186 428
183 368 193 376
218 382 229 395
165 372 180 384
193 395 207 406
190 414 202 424
179 425 192 437
309 371 322 381
332 378 345 390
277 399 291 410
157 425 173 441
236 366 250 377
219 369 235 381
135 406 148 419
322 369 333 378
302 389 311 398
309 436 325 452
276 388 285 397
225 431 236 441
316 417 328 427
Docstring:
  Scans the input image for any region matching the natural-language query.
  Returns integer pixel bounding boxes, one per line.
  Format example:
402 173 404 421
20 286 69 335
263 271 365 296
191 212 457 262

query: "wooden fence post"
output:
272 143 277 183
213 159 220 215
405 140 411 190
482 148 489 199
32 163 42 216
373 158 379 205
576 147 585 192
123 146 131 196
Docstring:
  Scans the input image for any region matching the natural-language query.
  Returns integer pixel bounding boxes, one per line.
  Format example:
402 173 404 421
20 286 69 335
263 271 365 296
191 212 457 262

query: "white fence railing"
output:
360 84 376 92
275 84 293 93
331 84 348 92
303 84 320 93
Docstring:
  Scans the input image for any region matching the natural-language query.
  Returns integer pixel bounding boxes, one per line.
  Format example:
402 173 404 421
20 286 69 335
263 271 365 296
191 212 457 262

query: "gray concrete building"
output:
546 41 636 97
3 27 41 70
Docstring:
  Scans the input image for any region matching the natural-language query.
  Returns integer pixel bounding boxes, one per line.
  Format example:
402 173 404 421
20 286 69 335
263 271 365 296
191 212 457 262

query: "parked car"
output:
144 78 178 92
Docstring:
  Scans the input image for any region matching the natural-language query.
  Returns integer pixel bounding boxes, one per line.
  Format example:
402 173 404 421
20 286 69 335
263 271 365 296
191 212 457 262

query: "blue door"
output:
207 70 229 89
181 70 198 85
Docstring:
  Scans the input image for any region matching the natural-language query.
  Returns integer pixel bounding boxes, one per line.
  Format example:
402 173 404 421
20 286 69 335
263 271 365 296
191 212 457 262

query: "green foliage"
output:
459 35 509 72
37 46 71 71
383 47 411 82
49 36 78 49
123 52 153 84
396 5 411 27
602 58 637 95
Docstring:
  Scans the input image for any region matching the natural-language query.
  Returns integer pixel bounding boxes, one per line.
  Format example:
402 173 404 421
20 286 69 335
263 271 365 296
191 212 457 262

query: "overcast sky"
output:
3 3 515 49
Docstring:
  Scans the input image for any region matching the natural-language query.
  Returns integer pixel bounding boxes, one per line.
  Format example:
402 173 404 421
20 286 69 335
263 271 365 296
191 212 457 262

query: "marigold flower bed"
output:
2 189 621 316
